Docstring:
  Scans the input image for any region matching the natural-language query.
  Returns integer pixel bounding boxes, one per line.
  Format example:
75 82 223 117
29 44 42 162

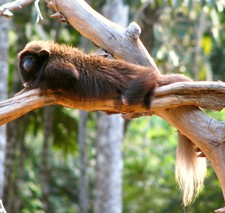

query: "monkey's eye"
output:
27 56 36 63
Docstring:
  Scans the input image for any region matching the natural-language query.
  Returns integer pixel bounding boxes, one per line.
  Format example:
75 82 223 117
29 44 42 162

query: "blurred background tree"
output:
0 0 225 212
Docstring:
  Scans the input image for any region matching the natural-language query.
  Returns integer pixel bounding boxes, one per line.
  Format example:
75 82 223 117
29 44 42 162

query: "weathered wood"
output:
1 82 225 126
0 0 34 17
45 0 158 69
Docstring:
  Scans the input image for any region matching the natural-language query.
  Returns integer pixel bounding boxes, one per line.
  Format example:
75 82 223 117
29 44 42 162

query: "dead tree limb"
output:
0 0 34 17
1 82 225 125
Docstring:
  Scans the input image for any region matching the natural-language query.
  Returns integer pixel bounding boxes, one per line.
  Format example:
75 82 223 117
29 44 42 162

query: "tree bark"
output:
3 18 29 212
94 113 124 213
0 0 9 198
40 106 54 213
1 82 225 124
193 8 206 80
46 0 158 69
78 110 89 213
0 0 33 16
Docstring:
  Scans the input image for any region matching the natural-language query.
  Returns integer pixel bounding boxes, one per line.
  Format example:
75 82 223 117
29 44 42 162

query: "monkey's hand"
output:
13 82 40 97
13 83 32 96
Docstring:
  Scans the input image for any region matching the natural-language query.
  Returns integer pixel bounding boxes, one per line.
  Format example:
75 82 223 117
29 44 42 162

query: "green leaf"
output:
201 36 212 55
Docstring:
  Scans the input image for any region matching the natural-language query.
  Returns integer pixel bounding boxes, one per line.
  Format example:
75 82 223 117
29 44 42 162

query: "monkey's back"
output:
19 40 159 107
43 42 157 100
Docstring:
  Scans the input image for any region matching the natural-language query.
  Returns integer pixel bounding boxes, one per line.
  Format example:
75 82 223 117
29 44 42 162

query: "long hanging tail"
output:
175 133 207 206
157 73 205 205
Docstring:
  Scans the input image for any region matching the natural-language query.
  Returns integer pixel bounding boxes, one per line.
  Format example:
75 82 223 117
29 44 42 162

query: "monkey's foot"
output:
50 11 67 22
13 82 36 96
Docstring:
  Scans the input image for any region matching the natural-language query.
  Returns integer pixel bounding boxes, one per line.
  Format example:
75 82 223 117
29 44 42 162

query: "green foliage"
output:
145 1 224 81
21 179 45 212
45 155 79 213
52 107 79 156
123 117 180 212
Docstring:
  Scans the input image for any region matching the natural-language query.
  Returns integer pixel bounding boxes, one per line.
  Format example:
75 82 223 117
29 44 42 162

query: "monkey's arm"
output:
32 62 80 92
45 62 79 81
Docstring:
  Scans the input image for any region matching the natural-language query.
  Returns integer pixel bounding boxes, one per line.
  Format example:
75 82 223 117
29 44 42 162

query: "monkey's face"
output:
18 45 50 84
19 53 42 83
21 54 39 73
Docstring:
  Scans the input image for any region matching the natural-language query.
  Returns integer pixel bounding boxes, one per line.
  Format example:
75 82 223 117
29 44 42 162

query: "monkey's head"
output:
18 41 51 83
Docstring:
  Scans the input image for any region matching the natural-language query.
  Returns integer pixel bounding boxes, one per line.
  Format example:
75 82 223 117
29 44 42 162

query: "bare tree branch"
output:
0 0 34 17
45 0 158 69
1 82 225 126
155 81 225 111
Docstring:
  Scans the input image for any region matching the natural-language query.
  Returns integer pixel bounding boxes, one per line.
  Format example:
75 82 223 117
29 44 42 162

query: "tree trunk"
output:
193 8 208 80
3 17 28 212
78 110 89 213
94 113 124 213
40 106 54 213
0 0 9 198
93 1 128 213
138 2 160 51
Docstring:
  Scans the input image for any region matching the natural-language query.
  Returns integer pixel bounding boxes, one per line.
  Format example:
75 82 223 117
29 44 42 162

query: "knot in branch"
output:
125 22 141 40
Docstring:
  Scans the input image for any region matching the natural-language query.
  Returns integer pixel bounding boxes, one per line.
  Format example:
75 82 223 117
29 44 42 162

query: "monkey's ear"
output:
58 62 79 80
38 49 50 58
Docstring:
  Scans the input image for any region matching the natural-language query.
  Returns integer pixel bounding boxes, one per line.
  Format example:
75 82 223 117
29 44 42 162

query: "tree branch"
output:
155 81 225 111
1 81 225 126
0 0 34 17
45 0 158 69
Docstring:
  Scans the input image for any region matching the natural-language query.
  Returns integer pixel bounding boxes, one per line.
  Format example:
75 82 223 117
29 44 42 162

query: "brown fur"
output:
18 40 191 108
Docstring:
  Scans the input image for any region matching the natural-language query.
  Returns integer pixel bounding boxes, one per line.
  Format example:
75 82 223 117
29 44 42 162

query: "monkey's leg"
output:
122 72 157 109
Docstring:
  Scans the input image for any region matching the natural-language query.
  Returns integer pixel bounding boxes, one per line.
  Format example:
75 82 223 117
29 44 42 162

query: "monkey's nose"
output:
23 61 33 72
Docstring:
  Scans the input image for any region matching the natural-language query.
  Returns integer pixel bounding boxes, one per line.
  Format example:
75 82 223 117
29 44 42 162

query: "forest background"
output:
0 0 225 212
